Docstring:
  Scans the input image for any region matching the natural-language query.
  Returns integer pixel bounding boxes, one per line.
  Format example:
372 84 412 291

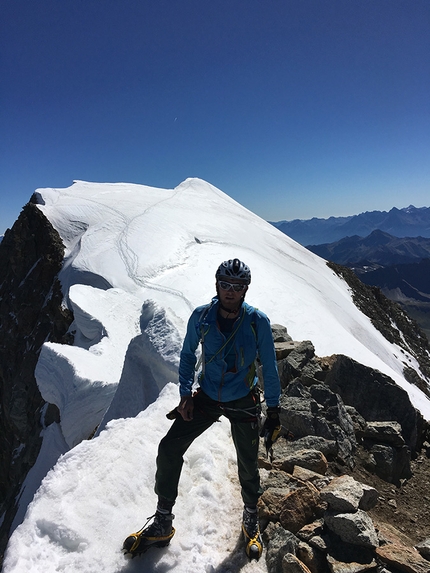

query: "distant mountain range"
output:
306 229 430 340
307 229 430 266
359 258 430 303
271 205 430 246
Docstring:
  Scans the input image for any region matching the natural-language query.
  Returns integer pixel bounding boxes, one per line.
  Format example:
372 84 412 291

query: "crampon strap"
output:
124 514 176 554
242 523 263 558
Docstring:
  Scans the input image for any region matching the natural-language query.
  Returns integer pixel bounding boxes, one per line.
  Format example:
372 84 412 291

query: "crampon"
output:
242 523 263 560
242 507 263 561
123 513 175 557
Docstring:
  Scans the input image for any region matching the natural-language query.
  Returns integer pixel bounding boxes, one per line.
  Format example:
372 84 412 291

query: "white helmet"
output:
215 258 251 284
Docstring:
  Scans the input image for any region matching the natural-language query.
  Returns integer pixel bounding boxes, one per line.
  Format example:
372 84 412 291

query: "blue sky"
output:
1 0 429 234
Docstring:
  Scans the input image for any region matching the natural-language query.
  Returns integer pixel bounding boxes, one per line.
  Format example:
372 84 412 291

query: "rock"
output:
364 443 412 485
276 341 300 360
278 341 317 387
415 538 430 560
358 484 379 511
262 469 299 489
296 519 325 542
376 543 430 573
326 554 378 573
273 449 328 476
0 203 73 555
301 362 325 385
279 395 320 439
297 540 328 573
272 324 293 343
260 488 293 522
286 341 316 371
360 420 406 447
325 534 378 572
259 470 316 522
375 524 430 572
344 406 367 438
281 552 312 573
310 385 357 466
279 381 357 468
320 475 364 513
263 522 300 573
324 510 379 549
279 483 321 534
274 436 338 461
324 354 424 453
292 465 331 489
286 379 313 398
308 535 330 552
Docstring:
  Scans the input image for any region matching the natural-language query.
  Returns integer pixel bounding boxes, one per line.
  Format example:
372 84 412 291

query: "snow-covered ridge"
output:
34 178 429 412
4 178 430 573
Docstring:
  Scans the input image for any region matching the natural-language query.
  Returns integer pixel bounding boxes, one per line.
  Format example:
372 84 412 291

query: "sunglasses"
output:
218 280 247 292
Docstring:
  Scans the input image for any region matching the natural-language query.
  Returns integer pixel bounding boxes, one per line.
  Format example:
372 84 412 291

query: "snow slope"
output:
3 178 430 573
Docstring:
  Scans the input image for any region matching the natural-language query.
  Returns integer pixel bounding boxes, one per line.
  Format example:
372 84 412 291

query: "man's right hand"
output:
177 396 194 421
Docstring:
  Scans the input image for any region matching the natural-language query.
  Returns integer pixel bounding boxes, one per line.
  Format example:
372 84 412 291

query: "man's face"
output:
217 279 248 311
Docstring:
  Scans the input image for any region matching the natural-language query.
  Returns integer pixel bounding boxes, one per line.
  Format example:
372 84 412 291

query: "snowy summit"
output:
3 178 430 573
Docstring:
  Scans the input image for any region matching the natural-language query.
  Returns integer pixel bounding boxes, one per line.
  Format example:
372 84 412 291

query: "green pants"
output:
155 390 262 506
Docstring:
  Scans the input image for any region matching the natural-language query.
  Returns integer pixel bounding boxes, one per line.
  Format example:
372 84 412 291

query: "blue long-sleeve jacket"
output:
178 298 280 407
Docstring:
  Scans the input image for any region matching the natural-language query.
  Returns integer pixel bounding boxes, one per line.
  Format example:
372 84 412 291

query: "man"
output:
123 258 281 559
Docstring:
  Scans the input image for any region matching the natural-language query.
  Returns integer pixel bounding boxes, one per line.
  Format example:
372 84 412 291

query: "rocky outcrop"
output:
268 329 425 485
0 202 73 558
259 447 430 573
259 327 430 572
324 354 425 454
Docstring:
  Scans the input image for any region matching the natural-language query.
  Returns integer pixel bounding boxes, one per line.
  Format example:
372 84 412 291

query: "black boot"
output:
242 505 263 560
123 509 175 556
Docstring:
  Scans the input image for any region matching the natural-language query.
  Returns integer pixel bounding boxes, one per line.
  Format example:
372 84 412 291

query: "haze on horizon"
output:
1 0 429 234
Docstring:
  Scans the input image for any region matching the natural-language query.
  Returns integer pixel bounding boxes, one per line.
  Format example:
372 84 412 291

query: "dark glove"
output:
260 406 281 453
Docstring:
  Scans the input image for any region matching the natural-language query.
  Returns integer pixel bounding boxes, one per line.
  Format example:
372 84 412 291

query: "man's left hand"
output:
260 406 281 452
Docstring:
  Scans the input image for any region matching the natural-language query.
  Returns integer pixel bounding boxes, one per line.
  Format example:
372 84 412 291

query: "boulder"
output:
374 524 430 573
364 443 412 485
262 469 299 489
260 488 294 522
279 483 321 534
344 406 367 438
324 510 379 549
272 324 293 343
273 449 328 476
263 522 300 573
280 395 321 439
297 540 328 573
360 420 406 447
358 484 379 511
274 436 338 461
326 553 377 573
320 476 363 513
296 519 325 543
276 341 301 360
376 542 430 573
292 466 331 490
